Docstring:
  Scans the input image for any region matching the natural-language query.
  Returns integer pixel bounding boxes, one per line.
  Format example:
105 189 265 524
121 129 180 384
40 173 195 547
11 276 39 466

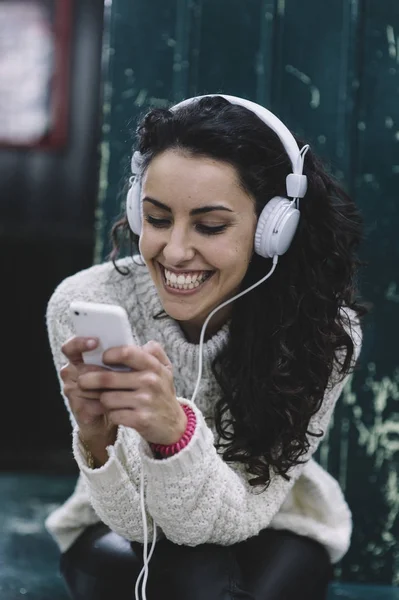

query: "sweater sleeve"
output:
138 316 362 548
46 277 156 544
45 473 101 553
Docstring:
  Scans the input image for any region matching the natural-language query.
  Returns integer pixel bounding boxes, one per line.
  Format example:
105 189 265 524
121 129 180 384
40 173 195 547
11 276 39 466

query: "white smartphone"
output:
69 300 135 371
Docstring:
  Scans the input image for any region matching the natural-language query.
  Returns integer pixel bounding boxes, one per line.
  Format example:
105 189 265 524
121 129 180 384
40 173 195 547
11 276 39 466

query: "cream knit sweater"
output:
45 257 362 563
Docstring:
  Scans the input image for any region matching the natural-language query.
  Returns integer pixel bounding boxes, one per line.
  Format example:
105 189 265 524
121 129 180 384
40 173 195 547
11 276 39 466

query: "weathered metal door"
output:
97 0 399 585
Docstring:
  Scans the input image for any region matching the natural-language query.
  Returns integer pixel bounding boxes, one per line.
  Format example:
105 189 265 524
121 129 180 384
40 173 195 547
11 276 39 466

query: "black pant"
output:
60 523 333 600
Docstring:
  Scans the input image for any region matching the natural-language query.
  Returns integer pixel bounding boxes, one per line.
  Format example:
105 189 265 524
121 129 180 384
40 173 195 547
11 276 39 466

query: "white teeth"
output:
162 266 212 290
164 267 210 287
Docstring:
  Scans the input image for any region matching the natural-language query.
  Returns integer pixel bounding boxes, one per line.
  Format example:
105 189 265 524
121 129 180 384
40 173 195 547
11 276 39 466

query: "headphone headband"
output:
126 93 309 258
172 94 303 175
171 94 308 198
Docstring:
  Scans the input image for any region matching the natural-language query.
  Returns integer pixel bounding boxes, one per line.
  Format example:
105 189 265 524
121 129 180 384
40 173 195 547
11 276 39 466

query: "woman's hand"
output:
76 340 187 446
60 337 118 457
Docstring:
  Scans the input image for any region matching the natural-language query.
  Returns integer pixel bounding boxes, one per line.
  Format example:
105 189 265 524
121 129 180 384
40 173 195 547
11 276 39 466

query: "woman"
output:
45 95 365 600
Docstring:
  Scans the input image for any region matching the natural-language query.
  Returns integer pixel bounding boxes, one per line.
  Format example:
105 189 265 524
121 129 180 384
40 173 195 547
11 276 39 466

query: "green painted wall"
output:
97 0 399 585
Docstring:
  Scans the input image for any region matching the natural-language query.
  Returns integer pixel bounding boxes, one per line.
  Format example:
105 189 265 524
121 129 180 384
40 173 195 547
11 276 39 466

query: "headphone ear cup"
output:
255 196 300 258
126 178 142 236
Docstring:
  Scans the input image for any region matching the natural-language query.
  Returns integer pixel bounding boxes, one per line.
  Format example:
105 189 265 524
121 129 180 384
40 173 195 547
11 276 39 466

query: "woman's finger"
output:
143 340 173 372
102 344 160 373
99 390 139 411
75 389 104 401
61 336 98 365
104 401 152 434
78 368 141 391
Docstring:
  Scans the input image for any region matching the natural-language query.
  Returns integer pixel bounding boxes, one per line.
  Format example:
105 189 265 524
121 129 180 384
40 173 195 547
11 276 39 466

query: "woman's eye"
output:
144 215 170 228
144 215 227 235
195 224 227 235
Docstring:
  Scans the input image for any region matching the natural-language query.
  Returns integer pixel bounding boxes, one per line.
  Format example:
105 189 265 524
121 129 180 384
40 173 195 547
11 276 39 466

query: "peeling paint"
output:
386 25 399 63
134 89 148 107
363 173 375 182
148 97 170 108
321 366 399 576
121 88 135 99
386 282 399 302
319 412 333 471
7 518 43 535
285 65 320 108
277 0 285 17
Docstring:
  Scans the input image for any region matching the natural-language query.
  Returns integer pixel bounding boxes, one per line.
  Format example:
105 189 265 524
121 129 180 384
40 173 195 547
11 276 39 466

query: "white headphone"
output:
126 94 309 258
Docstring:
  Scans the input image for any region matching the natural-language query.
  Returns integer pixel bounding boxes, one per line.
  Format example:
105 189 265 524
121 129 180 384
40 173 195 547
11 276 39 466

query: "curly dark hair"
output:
110 96 368 487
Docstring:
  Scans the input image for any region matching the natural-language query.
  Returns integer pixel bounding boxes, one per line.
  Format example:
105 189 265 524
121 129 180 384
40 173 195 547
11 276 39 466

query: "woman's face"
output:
139 149 257 341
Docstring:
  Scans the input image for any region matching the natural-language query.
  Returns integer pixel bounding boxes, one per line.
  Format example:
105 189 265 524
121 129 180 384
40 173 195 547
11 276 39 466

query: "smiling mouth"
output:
158 263 215 291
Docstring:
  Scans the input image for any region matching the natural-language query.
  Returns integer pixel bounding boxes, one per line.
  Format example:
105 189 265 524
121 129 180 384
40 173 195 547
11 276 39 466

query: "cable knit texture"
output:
45 257 362 562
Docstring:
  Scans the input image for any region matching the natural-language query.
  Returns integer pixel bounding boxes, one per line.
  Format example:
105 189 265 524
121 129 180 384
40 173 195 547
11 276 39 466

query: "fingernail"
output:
86 339 97 349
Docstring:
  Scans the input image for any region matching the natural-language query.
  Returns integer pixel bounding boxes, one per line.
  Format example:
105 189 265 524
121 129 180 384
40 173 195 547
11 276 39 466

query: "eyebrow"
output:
143 197 234 216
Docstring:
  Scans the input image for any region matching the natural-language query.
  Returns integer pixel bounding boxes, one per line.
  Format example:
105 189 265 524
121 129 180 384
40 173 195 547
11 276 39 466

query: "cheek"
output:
214 245 253 277
222 231 254 266
139 228 160 257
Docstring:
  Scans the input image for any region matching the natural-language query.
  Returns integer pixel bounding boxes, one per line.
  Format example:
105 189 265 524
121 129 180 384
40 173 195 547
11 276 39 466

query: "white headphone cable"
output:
191 255 278 404
136 254 279 599
135 468 157 600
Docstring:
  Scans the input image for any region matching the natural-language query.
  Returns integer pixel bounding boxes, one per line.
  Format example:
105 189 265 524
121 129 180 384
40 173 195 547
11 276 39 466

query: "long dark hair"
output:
111 96 367 487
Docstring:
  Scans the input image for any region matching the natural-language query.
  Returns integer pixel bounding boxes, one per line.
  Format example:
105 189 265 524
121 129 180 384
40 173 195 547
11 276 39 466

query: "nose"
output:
162 225 195 265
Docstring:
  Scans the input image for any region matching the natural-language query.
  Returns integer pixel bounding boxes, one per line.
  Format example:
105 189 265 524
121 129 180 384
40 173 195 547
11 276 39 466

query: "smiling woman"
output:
45 94 366 600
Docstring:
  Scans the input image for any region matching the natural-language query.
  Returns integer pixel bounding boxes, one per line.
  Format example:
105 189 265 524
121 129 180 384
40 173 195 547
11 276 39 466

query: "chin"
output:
162 303 201 321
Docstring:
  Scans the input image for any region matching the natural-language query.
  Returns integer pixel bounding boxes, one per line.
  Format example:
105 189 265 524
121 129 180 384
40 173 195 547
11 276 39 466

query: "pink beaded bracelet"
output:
150 404 196 458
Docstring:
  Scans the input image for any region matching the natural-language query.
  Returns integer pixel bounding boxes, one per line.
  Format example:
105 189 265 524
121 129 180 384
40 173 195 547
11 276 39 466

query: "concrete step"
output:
328 583 399 599
1 474 397 600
